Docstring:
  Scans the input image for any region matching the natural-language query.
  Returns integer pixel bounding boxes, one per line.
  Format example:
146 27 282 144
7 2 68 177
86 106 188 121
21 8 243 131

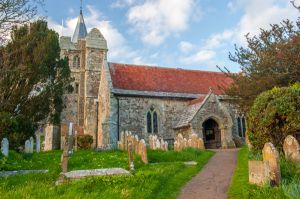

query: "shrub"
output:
77 135 93 149
248 83 300 150
0 112 36 151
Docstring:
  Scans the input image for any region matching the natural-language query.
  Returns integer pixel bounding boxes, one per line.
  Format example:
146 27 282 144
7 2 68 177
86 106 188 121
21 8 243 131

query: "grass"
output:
227 146 300 199
0 148 214 199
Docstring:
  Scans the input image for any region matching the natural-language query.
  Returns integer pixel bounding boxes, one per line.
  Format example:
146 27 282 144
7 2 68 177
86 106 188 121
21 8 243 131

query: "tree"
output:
0 20 72 149
219 18 300 112
0 0 44 44
247 83 300 150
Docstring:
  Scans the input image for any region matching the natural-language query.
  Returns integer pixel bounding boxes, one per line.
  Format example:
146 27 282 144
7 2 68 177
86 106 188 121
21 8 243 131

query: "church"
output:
59 9 246 149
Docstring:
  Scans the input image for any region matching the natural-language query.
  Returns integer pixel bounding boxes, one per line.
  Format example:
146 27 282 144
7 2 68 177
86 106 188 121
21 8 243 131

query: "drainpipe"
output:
117 97 120 141
95 100 99 147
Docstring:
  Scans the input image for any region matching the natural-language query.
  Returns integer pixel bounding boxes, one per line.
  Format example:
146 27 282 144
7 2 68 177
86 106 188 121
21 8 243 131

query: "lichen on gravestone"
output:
262 142 281 186
283 135 300 163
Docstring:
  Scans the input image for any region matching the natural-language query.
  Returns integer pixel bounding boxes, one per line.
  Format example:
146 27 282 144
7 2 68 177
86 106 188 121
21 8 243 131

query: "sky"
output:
42 0 299 72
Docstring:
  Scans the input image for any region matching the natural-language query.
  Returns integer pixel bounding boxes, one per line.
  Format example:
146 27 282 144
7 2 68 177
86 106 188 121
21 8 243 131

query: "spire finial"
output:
80 0 83 14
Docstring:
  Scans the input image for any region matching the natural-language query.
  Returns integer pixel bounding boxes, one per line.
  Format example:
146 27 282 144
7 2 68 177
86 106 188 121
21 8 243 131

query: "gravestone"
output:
61 137 69 173
1 138 9 157
44 124 60 151
68 123 74 154
156 139 161 149
36 133 41 153
134 135 139 153
283 135 300 163
127 142 134 171
25 140 31 153
29 137 34 153
248 160 270 186
262 142 281 186
138 139 148 164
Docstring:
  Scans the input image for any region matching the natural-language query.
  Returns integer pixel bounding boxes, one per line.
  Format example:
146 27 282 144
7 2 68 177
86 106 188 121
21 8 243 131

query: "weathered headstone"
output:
138 139 148 164
61 137 69 173
36 133 41 153
248 160 270 186
68 123 74 154
262 142 281 186
1 138 9 157
29 137 34 153
25 140 31 153
44 124 60 151
283 135 300 163
127 142 134 171
156 139 161 150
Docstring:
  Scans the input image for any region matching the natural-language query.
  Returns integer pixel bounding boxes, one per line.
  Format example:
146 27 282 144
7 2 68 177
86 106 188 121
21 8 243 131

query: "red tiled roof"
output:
188 96 206 105
109 63 233 95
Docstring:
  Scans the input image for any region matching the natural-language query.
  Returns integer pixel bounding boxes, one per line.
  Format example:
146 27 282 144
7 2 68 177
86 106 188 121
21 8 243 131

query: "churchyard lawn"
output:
228 147 300 199
0 148 214 199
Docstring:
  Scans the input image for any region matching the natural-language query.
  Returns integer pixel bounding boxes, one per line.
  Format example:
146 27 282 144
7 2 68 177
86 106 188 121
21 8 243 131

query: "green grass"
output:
0 148 214 199
228 147 300 199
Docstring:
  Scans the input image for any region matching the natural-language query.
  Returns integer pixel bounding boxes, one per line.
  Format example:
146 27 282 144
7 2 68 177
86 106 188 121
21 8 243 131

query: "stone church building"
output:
59 10 246 149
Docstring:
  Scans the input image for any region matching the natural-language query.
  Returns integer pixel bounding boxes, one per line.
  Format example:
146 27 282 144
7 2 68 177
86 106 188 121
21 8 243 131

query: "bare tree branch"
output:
0 0 44 44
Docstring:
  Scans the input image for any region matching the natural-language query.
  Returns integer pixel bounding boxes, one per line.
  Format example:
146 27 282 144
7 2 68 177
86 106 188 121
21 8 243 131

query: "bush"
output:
248 83 300 150
0 112 36 151
77 135 93 149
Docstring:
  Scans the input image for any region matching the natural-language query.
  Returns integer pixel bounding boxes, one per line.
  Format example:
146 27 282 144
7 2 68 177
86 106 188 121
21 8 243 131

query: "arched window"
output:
236 114 247 137
242 117 246 137
147 112 152 133
237 117 242 137
147 107 158 134
73 55 80 68
153 111 158 133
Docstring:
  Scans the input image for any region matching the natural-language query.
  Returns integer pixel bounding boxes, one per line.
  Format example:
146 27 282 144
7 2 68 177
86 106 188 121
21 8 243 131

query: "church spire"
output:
72 0 87 43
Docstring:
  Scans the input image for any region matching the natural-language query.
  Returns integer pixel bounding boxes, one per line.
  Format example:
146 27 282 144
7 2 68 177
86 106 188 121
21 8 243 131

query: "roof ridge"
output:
108 62 226 74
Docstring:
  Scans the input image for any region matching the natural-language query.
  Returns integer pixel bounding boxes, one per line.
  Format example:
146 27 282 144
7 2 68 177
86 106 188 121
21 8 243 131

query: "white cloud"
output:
127 0 198 46
180 0 299 66
230 0 299 44
48 5 145 63
111 0 137 8
179 41 195 53
180 50 216 65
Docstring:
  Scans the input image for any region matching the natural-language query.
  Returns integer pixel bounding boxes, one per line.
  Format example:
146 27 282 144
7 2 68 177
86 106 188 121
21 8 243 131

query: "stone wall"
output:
118 96 189 142
97 61 118 147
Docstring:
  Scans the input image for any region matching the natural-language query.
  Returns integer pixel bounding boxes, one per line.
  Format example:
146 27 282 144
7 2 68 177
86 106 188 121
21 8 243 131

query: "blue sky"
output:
43 0 299 72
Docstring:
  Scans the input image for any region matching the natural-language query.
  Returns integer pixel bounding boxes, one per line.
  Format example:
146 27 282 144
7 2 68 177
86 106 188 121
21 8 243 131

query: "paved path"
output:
178 149 238 199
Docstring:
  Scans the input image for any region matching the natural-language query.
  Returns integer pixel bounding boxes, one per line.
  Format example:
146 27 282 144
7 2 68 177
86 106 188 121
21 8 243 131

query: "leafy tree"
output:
0 0 44 44
220 18 300 112
247 83 300 150
0 20 72 149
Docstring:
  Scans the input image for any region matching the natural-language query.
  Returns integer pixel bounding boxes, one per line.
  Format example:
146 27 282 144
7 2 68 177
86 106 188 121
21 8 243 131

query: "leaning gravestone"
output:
25 140 31 153
1 138 9 157
283 135 300 163
248 160 270 186
29 137 34 153
262 142 281 186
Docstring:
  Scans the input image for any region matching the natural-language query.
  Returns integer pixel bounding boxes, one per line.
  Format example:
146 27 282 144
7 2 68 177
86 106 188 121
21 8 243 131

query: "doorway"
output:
202 119 221 148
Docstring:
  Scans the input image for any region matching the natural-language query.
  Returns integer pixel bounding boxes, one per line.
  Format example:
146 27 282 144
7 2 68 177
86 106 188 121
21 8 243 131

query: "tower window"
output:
75 83 79 94
146 106 159 134
73 55 80 68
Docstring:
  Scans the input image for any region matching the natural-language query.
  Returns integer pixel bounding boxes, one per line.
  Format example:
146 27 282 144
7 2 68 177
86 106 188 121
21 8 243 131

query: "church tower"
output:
59 4 108 147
